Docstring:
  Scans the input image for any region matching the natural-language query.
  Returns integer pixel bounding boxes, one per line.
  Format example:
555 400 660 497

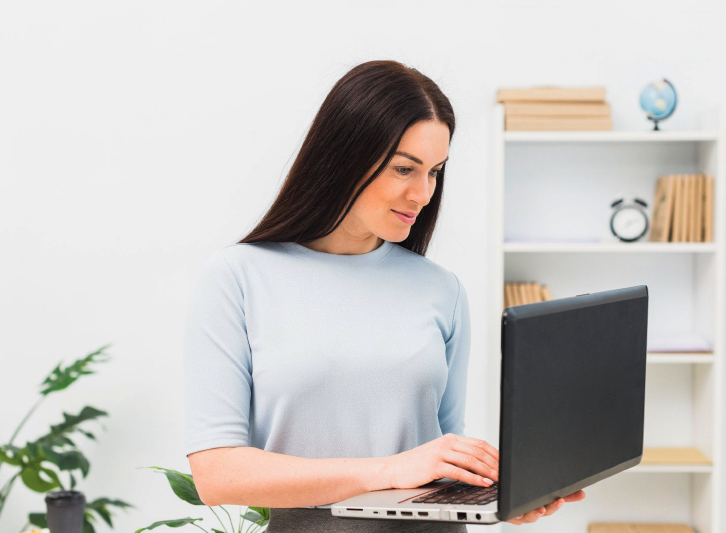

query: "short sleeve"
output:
437 274 471 437
184 249 253 456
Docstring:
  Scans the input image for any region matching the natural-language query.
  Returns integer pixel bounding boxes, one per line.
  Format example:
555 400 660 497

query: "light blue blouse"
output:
183 239 471 508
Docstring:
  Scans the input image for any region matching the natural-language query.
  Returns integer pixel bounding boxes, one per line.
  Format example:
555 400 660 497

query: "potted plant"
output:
0 345 132 532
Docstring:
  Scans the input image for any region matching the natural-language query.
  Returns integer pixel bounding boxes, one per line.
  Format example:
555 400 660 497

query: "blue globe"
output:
639 79 677 130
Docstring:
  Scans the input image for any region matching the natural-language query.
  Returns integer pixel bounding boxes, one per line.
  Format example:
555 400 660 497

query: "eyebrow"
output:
394 151 449 167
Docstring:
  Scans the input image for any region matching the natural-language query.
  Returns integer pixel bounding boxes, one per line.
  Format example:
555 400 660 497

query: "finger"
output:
437 461 495 487
543 498 565 516
522 508 545 523
451 435 500 461
442 450 499 482
563 489 586 502
450 440 499 472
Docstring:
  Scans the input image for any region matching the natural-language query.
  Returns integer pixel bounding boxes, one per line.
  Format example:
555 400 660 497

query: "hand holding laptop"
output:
382 432 586 525
506 488 585 525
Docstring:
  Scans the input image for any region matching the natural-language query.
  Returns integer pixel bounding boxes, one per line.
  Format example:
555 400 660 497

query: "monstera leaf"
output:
40 345 112 395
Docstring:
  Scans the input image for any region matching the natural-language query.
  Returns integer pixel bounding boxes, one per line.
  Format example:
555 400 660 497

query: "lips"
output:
392 210 417 225
393 210 418 217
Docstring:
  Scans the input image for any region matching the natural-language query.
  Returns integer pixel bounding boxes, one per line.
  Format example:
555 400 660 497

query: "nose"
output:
407 173 433 207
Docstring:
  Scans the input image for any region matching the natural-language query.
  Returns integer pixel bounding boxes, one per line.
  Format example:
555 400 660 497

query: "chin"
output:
381 230 410 243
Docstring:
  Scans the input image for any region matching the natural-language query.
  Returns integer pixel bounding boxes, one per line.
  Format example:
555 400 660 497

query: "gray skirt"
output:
266 508 469 532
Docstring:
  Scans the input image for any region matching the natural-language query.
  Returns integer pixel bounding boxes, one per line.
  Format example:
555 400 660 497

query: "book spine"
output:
704 175 714 242
695 173 704 242
688 174 698 242
504 102 611 116
672 175 684 242
649 176 666 242
496 86 606 102
664 175 676 242
505 116 613 131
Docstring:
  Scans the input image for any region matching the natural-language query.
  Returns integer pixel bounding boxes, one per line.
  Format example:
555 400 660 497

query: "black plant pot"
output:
45 490 85 533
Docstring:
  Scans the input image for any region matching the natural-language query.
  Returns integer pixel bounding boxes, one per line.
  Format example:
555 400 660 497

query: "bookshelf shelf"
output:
490 103 724 533
503 130 719 143
646 353 715 364
503 242 717 253
629 447 713 473
641 446 712 465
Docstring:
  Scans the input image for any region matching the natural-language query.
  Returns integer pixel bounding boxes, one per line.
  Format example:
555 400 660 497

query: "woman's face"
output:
348 120 450 244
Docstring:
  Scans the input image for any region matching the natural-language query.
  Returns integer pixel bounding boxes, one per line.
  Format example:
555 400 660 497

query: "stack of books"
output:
649 173 714 242
504 282 552 309
496 86 612 131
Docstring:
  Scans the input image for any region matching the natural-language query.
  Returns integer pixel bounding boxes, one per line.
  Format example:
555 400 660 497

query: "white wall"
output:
1 1 724 532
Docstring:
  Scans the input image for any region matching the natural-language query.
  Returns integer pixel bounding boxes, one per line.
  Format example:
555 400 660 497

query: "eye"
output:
394 167 442 177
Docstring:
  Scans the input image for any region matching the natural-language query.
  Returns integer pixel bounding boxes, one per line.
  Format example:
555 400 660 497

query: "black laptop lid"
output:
497 285 649 522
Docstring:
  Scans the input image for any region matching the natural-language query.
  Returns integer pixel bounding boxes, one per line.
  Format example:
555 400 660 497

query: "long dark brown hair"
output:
237 60 455 256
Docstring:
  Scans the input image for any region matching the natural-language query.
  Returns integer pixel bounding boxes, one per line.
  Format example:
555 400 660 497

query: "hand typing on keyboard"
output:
383 433 499 490
381 432 586 524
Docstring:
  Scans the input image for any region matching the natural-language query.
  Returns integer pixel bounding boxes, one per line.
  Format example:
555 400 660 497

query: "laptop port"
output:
418 512 429 517
387 511 396 516
401 511 413 516
346 508 363 511
476 513 481 520
457 512 467 520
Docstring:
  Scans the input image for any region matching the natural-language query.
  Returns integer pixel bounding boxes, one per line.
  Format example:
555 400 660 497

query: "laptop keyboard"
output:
411 481 498 506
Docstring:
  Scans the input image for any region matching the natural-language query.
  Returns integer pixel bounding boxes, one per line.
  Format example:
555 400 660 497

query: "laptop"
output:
331 285 649 525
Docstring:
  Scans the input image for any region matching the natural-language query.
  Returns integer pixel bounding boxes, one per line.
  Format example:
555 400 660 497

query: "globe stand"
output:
648 116 662 131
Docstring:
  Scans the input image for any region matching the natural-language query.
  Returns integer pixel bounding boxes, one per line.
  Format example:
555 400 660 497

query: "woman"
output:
183 60 584 531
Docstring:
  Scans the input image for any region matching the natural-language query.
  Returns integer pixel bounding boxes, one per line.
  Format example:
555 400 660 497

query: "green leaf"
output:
28 512 48 528
48 406 108 436
141 466 203 505
40 446 90 477
24 406 107 482
0 444 24 466
134 518 204 532
57 436 76 446
70 472 77 489
83 513 96 533
86 496 134 509
212 530 226 533
249 506 270 521
78 429 96 440
83 496 133 527
40 344 112 395
241 509 264 524
20 463 61 492
29 406 107 461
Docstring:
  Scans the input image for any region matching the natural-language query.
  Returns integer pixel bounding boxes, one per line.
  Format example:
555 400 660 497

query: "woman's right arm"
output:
189 446 389 508
188 432 500 508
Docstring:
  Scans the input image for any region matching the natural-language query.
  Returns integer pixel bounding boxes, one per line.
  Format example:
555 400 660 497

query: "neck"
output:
301 233 384 256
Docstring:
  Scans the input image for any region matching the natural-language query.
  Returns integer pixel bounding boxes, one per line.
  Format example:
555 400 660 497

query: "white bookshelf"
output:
487 104 724 533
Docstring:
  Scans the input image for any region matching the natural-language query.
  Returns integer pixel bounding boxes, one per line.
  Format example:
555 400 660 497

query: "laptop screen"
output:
497 285 648 522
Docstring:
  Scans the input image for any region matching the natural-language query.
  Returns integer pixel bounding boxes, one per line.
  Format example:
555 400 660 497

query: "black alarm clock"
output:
610 197 649 242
